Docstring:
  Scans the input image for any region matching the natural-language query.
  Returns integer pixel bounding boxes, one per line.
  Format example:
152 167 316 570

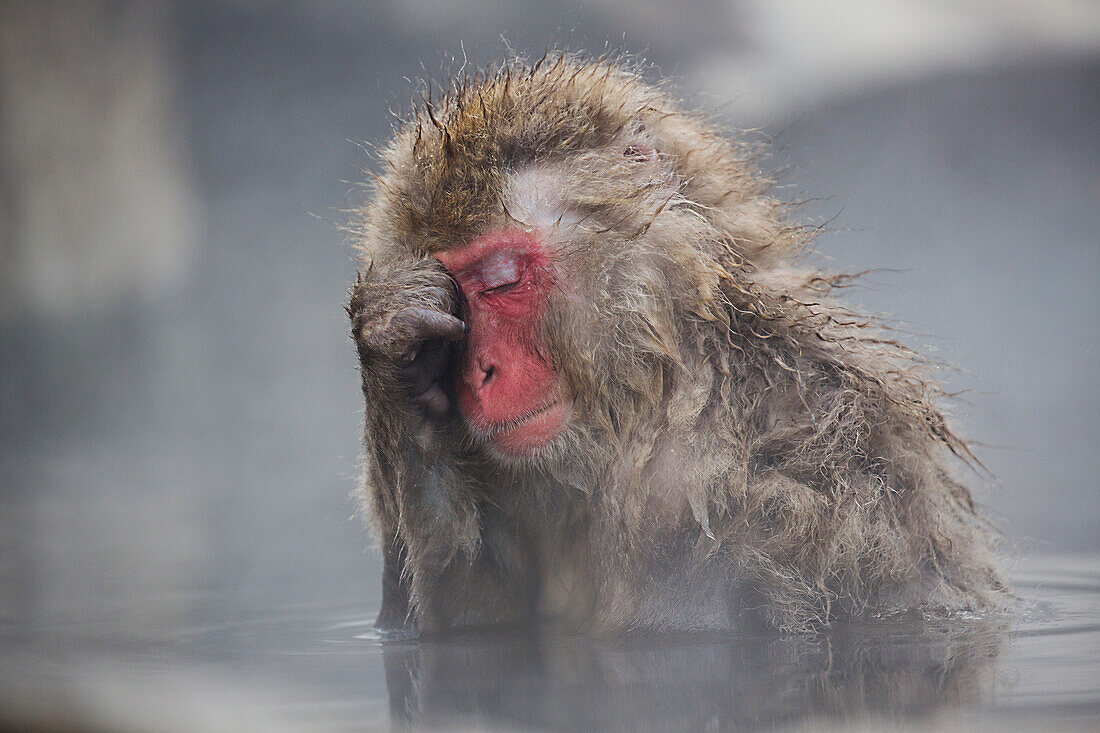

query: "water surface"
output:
2 554 1096 731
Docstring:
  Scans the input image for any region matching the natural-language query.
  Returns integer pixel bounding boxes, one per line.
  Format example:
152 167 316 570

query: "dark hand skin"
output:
352 261 466 423
365 306 465 418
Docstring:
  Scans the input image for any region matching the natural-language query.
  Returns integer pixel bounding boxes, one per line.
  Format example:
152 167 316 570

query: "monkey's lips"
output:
470 400 570 456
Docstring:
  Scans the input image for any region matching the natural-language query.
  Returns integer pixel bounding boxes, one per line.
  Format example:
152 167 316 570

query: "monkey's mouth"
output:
474 400 571 456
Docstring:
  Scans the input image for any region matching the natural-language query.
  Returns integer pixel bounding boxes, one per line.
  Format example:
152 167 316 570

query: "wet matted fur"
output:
347 52 1009 632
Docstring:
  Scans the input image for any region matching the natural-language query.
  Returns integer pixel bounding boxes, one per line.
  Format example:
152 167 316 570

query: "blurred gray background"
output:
1 0 1097 639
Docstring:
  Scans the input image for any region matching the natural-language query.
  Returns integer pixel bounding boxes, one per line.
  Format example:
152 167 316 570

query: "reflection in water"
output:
382 615 1006 731
0 557 1097 730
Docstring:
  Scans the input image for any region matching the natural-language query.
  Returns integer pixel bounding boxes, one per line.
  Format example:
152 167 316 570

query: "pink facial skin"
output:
437 229 570 456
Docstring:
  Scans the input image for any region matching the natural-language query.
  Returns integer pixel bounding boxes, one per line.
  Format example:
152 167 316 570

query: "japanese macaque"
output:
347 54 1007 633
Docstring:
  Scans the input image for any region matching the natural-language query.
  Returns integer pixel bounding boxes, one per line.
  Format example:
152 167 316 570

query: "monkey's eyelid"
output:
478 251 523 289
482 280 520 295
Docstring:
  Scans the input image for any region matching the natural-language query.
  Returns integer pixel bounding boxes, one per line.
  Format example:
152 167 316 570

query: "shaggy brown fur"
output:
348 53 1008 633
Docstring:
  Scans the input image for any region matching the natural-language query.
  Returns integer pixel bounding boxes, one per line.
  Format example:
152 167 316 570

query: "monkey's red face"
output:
437 229 570 457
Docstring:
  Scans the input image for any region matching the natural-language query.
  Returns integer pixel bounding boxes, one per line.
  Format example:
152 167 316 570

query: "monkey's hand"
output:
350 258 466 421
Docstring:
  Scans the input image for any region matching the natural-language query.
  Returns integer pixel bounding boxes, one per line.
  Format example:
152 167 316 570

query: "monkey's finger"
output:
402 341 450 391
391 307 466 344
410 384 450 418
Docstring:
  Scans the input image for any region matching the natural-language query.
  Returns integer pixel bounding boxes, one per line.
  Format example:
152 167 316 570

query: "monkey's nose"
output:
477 361 496 388
462 355 500 398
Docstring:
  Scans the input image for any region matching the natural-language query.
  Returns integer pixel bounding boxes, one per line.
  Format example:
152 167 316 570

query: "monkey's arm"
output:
349 257 468 630
351 257 532 632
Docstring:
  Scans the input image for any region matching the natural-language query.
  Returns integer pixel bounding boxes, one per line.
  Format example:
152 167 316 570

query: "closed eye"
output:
482 280 519 295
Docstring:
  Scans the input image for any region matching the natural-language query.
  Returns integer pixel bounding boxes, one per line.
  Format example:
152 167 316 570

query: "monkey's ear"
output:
619 119 680 195
622 141 657 163
620 119 659 163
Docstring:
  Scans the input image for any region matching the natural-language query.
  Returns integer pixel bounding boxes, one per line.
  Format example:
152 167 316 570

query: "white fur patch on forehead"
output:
503 166 584 231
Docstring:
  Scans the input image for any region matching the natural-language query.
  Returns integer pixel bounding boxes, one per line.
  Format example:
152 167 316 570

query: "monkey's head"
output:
355 55 799 463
